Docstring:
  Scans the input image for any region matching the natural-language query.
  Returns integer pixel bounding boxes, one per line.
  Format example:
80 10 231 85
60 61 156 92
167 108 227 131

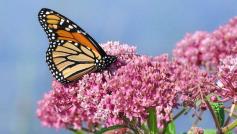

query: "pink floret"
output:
37 42 215 129
173 17 237 70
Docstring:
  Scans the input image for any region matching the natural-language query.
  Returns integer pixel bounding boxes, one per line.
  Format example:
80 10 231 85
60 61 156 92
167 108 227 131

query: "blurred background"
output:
1 0 237 133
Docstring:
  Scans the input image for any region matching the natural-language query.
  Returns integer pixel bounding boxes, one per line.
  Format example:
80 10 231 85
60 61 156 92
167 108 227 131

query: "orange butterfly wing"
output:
38 8 106 83
38 8 106 57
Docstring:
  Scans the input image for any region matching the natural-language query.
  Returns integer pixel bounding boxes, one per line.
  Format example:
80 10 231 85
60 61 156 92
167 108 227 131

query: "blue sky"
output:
1 0 237 133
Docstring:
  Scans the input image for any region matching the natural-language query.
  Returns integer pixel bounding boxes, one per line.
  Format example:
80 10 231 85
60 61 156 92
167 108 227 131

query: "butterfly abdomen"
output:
95 55 117 71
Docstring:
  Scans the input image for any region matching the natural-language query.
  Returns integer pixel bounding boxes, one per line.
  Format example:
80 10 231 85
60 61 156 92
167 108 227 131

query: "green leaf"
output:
73 130 84 134
206 94 225 127
211 102 224 126
94 125 127 134
208 98 225 127
147 108 158 134
163 120 176 134
225 131 233 134
203 129 216 134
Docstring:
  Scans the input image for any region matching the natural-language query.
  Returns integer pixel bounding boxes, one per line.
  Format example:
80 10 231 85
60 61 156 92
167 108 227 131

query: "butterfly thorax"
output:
95 55 117 71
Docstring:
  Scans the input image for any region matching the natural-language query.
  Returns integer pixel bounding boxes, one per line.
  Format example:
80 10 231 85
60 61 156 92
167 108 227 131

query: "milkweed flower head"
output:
216 55 237 102
37 42 215 130
173 17 237 70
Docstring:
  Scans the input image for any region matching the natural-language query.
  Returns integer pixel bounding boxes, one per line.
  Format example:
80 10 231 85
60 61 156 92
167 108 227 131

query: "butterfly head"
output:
95 55 117 71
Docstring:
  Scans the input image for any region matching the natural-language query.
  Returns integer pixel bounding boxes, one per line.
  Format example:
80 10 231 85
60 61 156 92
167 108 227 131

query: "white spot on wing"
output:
72 24 77 28
68 25 73 29
60 21 64 25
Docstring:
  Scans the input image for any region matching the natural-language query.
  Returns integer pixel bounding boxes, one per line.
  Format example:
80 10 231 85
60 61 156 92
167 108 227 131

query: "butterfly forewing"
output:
38 8 106 56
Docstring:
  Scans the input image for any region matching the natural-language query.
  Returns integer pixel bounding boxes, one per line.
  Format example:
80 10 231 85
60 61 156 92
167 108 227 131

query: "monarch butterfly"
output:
38 8 117 83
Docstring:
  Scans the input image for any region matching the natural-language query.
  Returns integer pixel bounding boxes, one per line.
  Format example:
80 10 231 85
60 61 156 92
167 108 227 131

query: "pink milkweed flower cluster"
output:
37 42 215 130
216 55 237 102
173 17 237 70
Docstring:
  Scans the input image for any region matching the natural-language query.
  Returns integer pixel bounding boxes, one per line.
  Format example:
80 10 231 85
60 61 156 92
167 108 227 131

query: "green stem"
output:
68 127 92 134
192 110 203 127
224 103 236 126
224 108 237 118
221 119 237 133
141 123 150 134
95 125 128 134
119 114 141 134
73 130 84 134
173 108 188 121
147 107 158 134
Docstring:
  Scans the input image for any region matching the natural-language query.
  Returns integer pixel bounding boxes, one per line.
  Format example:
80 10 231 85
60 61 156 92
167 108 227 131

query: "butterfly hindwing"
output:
46 40 97 83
